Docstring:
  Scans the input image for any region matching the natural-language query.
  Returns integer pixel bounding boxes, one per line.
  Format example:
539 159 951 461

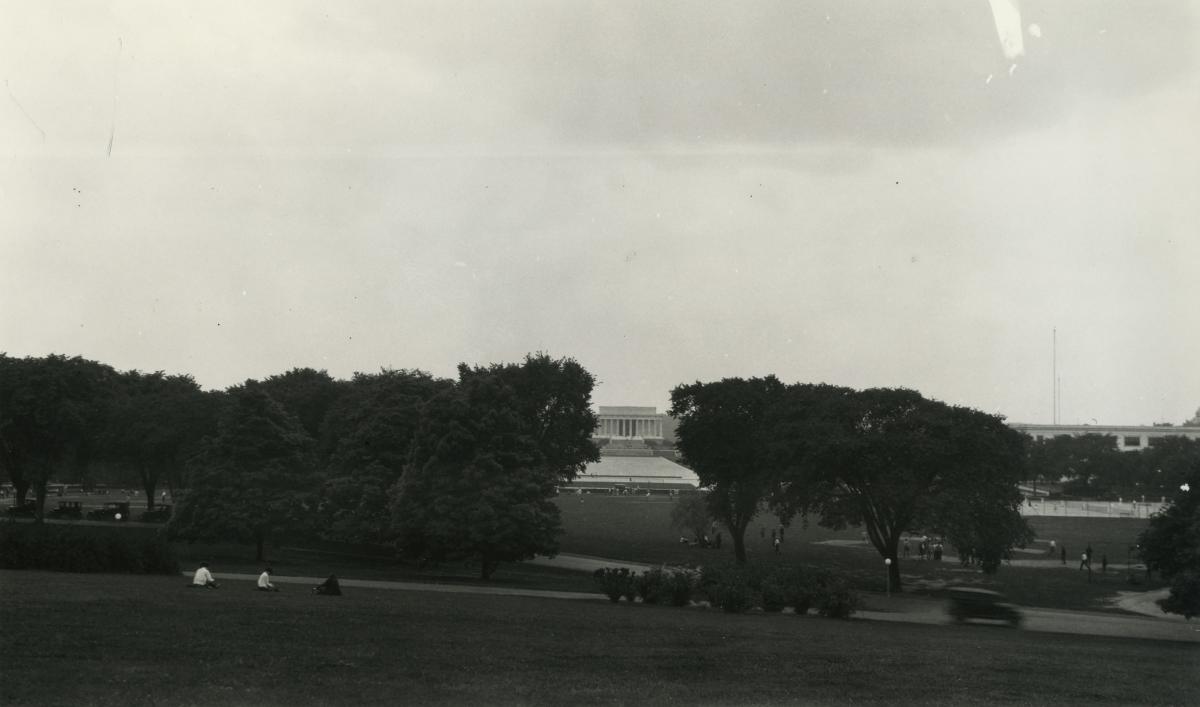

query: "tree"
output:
1184 407 1200 427
1139 463 1200 618
670 492 711 542
102 371 217 510
0 354 119 518
391 354 599 579
805 388 1031 589
670 376 787 565
258 368 348 458
318 369 450 544
170 383 318 561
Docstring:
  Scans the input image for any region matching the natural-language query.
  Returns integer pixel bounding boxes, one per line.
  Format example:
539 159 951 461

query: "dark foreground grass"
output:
554 497 1166 611
2 571 1196 706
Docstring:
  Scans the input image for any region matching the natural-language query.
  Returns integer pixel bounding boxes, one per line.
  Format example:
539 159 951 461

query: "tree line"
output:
670 377 1033 590
1025 433 1200 501
0 353 598 578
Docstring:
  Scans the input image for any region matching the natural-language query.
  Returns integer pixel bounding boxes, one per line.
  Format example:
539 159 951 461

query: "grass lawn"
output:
3 571 1197 706
554 496 1167 611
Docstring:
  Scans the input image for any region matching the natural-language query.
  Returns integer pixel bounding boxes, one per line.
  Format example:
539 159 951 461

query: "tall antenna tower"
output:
1052 327 1058 424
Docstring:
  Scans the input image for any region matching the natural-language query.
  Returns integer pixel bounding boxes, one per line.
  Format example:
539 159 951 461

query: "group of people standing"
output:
902 536 943 562
189 562 342 595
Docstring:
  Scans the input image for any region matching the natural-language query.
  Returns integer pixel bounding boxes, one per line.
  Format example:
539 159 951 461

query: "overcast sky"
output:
2 1 1197 425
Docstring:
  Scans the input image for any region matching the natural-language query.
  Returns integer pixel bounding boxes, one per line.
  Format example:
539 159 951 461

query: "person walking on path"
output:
257 567 279 592
1061 546 1067 565
1101 554 1108 574
773 536 781 554
1079 552 1089 570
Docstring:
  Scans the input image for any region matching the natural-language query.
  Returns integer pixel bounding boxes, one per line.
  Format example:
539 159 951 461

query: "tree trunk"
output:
33 483 47 524
15 479 30 506
731 524 747 565
141 466 157 511
480 553 498 580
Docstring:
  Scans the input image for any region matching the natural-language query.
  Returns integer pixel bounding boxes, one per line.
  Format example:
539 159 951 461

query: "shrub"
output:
701 566 757 614
760 579 788 613
0 523 178 574
593 567 635 603
1158 571 1200 620
665 568 699 607
636 568 667 604
814 576 862 619
778 568 818 616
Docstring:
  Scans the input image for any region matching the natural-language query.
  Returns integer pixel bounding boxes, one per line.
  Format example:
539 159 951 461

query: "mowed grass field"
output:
3 571 1198 707
554 496 1164 610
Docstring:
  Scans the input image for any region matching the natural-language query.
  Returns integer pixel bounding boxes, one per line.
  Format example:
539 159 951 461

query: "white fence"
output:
1020 498 1166 519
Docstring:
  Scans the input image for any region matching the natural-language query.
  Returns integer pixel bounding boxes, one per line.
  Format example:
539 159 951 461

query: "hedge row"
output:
593 563 861 618
0 522 179 574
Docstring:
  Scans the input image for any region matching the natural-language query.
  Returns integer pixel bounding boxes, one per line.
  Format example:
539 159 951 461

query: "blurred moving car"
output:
947 587 1022 627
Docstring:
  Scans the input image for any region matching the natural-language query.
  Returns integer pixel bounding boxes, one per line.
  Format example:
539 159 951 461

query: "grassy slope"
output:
2 571 1196 706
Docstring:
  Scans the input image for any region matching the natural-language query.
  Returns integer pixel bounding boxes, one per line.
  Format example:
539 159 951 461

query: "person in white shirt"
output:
191 562 218 588
257 567 278 592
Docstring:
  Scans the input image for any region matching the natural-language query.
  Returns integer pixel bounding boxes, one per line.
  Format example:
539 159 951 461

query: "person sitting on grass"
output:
257 566 279 592
312 574 342 596
190 562 219 589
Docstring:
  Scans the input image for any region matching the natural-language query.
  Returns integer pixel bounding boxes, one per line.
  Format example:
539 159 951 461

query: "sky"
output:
2 1 1197 426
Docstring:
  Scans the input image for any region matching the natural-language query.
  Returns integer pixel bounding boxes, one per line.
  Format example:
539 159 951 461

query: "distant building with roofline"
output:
1008 422 1200 451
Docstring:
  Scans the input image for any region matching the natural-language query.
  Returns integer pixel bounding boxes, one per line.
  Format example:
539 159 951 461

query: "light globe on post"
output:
884 557 893 598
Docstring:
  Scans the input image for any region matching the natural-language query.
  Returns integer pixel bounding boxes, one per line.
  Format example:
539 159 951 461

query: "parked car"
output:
6 501 38 518
947 587 1022 627
86 501 131 522
47 500 84 519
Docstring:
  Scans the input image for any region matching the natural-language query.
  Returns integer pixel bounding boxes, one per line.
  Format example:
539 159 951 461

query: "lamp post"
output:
884 558 892 598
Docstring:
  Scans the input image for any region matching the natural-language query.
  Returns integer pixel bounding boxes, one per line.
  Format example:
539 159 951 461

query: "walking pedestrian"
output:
1079 552 1089 570
1101 554 1108 574
773 536 781 554
1061 546 1066 565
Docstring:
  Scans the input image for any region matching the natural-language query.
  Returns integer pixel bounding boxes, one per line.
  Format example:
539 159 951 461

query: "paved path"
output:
189 566 1200 643
193 571 608 601
527 553 655 573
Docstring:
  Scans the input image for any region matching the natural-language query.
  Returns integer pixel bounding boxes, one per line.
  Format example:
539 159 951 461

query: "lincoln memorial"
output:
594 406 667 440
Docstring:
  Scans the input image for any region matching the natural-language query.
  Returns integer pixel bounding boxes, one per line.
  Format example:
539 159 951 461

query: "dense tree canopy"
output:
319 369 450 544
391 354 599 579
0 354 119 517
258 368 348 458
804 388 1031 587
170 383 318 560
103 371 218 509
1139 463 1200 619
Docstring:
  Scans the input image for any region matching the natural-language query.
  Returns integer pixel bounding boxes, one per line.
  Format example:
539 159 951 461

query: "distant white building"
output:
594 405 670 440
1008 422 1200 452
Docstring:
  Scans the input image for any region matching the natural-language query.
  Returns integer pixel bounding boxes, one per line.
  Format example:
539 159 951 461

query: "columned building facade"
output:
595 406 666 440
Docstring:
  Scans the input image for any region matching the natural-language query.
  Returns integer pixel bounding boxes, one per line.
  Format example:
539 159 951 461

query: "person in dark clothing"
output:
312 574 342 596
1060 546 1067 565
1101 554 1108 574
